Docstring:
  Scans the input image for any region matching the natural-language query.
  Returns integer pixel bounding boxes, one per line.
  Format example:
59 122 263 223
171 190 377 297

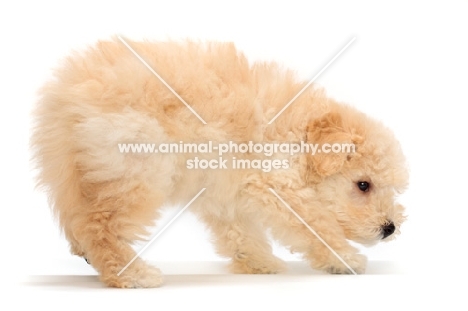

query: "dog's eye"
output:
357 181 370 192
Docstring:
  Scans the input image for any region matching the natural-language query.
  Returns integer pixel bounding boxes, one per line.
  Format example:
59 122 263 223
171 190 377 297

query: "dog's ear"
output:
306 112 362 179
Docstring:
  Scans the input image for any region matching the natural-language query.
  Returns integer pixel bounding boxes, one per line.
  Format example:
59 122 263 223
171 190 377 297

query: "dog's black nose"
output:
381 223 395 239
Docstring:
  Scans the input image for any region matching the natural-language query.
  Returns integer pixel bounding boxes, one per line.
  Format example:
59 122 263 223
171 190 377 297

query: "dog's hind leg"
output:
73 180 166 288
67 111 177 287
201 211 286 274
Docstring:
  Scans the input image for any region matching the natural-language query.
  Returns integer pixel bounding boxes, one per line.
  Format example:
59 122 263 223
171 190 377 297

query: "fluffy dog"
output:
31 39 408 288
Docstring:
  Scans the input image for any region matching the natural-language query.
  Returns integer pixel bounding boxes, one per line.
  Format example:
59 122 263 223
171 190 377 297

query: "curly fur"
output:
31 38 408 288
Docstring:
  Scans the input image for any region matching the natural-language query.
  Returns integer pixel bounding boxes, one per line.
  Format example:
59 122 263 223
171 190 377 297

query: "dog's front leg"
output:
198 209 286 274
267 189 367 274
301 226 367 274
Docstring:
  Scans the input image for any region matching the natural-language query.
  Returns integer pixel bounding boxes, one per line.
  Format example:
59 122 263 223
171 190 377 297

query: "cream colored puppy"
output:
31 39 408 288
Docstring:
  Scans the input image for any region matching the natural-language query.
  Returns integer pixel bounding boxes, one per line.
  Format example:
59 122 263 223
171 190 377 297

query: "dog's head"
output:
305 103 408 245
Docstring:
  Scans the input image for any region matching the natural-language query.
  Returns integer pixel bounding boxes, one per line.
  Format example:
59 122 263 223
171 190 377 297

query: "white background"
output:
1 0 467 309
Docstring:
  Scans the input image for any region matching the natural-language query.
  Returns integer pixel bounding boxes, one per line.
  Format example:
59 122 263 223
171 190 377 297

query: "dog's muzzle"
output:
381 222 395 239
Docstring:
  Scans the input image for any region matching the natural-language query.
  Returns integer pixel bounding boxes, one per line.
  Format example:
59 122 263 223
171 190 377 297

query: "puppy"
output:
31 39 408 288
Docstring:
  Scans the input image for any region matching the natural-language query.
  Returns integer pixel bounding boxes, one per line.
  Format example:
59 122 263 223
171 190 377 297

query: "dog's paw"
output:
102 262 163 288
311 252 367 275
324 253 367 274
229 253 287 274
